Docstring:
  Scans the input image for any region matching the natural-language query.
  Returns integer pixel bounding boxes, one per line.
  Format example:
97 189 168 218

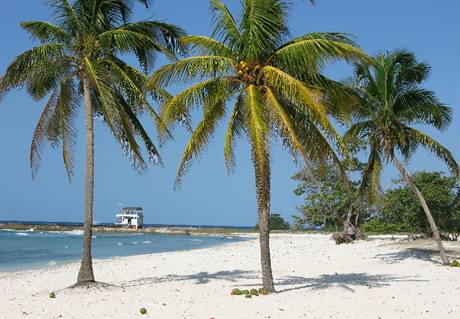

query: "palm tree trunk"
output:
392 156 449 265
254 161 275 293
77 76 95 283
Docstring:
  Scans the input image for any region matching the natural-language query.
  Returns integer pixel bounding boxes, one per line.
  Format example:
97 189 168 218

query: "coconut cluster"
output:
236 60 262 84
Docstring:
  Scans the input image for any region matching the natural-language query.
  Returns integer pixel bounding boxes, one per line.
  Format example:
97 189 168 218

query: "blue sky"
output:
0 0 459 226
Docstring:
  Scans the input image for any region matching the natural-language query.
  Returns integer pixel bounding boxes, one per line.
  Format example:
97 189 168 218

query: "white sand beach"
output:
1 234 459 319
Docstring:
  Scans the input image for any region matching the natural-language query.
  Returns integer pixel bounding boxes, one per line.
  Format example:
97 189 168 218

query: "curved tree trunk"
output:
392 156 449 265
343 204 354 235
77 76 95 283
254 159 275 293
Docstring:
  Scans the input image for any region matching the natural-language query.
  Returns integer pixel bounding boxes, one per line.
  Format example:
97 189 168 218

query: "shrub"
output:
49 292 56 299
250 289 259 296
451 260 460 267
140 307 147 315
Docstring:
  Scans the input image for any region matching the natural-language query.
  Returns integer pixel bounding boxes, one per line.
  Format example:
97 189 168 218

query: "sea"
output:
0 222 250 272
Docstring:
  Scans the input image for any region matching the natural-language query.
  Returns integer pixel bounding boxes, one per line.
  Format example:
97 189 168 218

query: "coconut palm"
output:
147 0 369 292
344 50 459 264
0 0 183 285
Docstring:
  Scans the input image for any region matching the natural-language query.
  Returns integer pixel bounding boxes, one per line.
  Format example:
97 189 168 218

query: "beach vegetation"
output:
364 172 460 240
344 50 460 264
255 214 290 231
140 307 147 315
49 292 56 299
147 0 369 293
451 260 460 267
0 0 184 285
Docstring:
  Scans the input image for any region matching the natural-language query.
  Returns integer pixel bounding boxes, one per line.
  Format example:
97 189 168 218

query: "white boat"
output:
114 207 144 229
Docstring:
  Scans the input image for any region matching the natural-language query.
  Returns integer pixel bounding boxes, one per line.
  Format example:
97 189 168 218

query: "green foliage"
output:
139 307 147 315
255 213 290 231
250 289 259 296
451 260 460 267
244 293 252 298
344 50 459 205
0 0 185 179
362 219 415 234
364 172 460 237
147 0 370 189
292 139 369 230
49 292 56 299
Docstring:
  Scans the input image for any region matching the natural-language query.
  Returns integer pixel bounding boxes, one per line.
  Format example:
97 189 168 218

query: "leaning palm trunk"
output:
77 77 95 283
254 160 275 293
392 156 449 265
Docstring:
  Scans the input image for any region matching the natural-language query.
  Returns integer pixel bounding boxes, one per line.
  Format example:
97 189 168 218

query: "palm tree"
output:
147 0 369 292
344 50 459 264
0 0 183 285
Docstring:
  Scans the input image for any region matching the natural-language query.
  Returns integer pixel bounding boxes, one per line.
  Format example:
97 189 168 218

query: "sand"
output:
1 234 459 319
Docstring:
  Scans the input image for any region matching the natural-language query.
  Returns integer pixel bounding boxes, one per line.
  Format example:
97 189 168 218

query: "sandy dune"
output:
1 234 459 319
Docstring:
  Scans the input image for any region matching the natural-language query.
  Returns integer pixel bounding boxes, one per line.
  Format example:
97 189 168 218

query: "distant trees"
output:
255 214 290 231
295 170 460 242
364 172 460 241
292 139 369 233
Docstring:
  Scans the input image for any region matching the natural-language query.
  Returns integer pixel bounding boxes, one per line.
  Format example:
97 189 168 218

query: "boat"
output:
114 207 144 229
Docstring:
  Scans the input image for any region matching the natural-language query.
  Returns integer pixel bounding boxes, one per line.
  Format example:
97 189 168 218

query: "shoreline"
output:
0 222 260 236
1 234 459 318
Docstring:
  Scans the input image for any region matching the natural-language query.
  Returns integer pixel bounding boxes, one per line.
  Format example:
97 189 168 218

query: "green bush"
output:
139 307 147 315
49 292 56 299
362 219 414 234
451 260 460 267
255 214 290 231
244 293 252 298
250 289 259 296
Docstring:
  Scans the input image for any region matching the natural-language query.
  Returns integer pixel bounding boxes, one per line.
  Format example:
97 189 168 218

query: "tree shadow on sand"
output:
120 269 257 288
120 270 425 294
273 273 426 293
376 247 459 265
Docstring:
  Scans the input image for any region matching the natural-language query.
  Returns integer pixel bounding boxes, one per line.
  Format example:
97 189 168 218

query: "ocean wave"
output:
142 240 151 244
15 232 29 236
117 242 123 246
64 230 84 236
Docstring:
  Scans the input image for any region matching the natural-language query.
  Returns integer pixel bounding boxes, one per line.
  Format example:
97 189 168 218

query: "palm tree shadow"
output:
274 273 426 293
120 269 257 288
376 247 459 265
120 270 425 295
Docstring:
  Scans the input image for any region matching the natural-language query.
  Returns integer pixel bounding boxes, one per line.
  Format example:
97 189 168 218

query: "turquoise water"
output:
0 229 243 272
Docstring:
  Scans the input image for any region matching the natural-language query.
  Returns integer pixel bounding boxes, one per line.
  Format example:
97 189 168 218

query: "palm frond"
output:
209 0 242 51
271 32 370 71
224 94 245 173
147 56 236 88
175 98 227 187
180 35 232 57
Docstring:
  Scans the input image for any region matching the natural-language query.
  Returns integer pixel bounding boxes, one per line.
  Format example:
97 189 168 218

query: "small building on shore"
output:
115 207 144 229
